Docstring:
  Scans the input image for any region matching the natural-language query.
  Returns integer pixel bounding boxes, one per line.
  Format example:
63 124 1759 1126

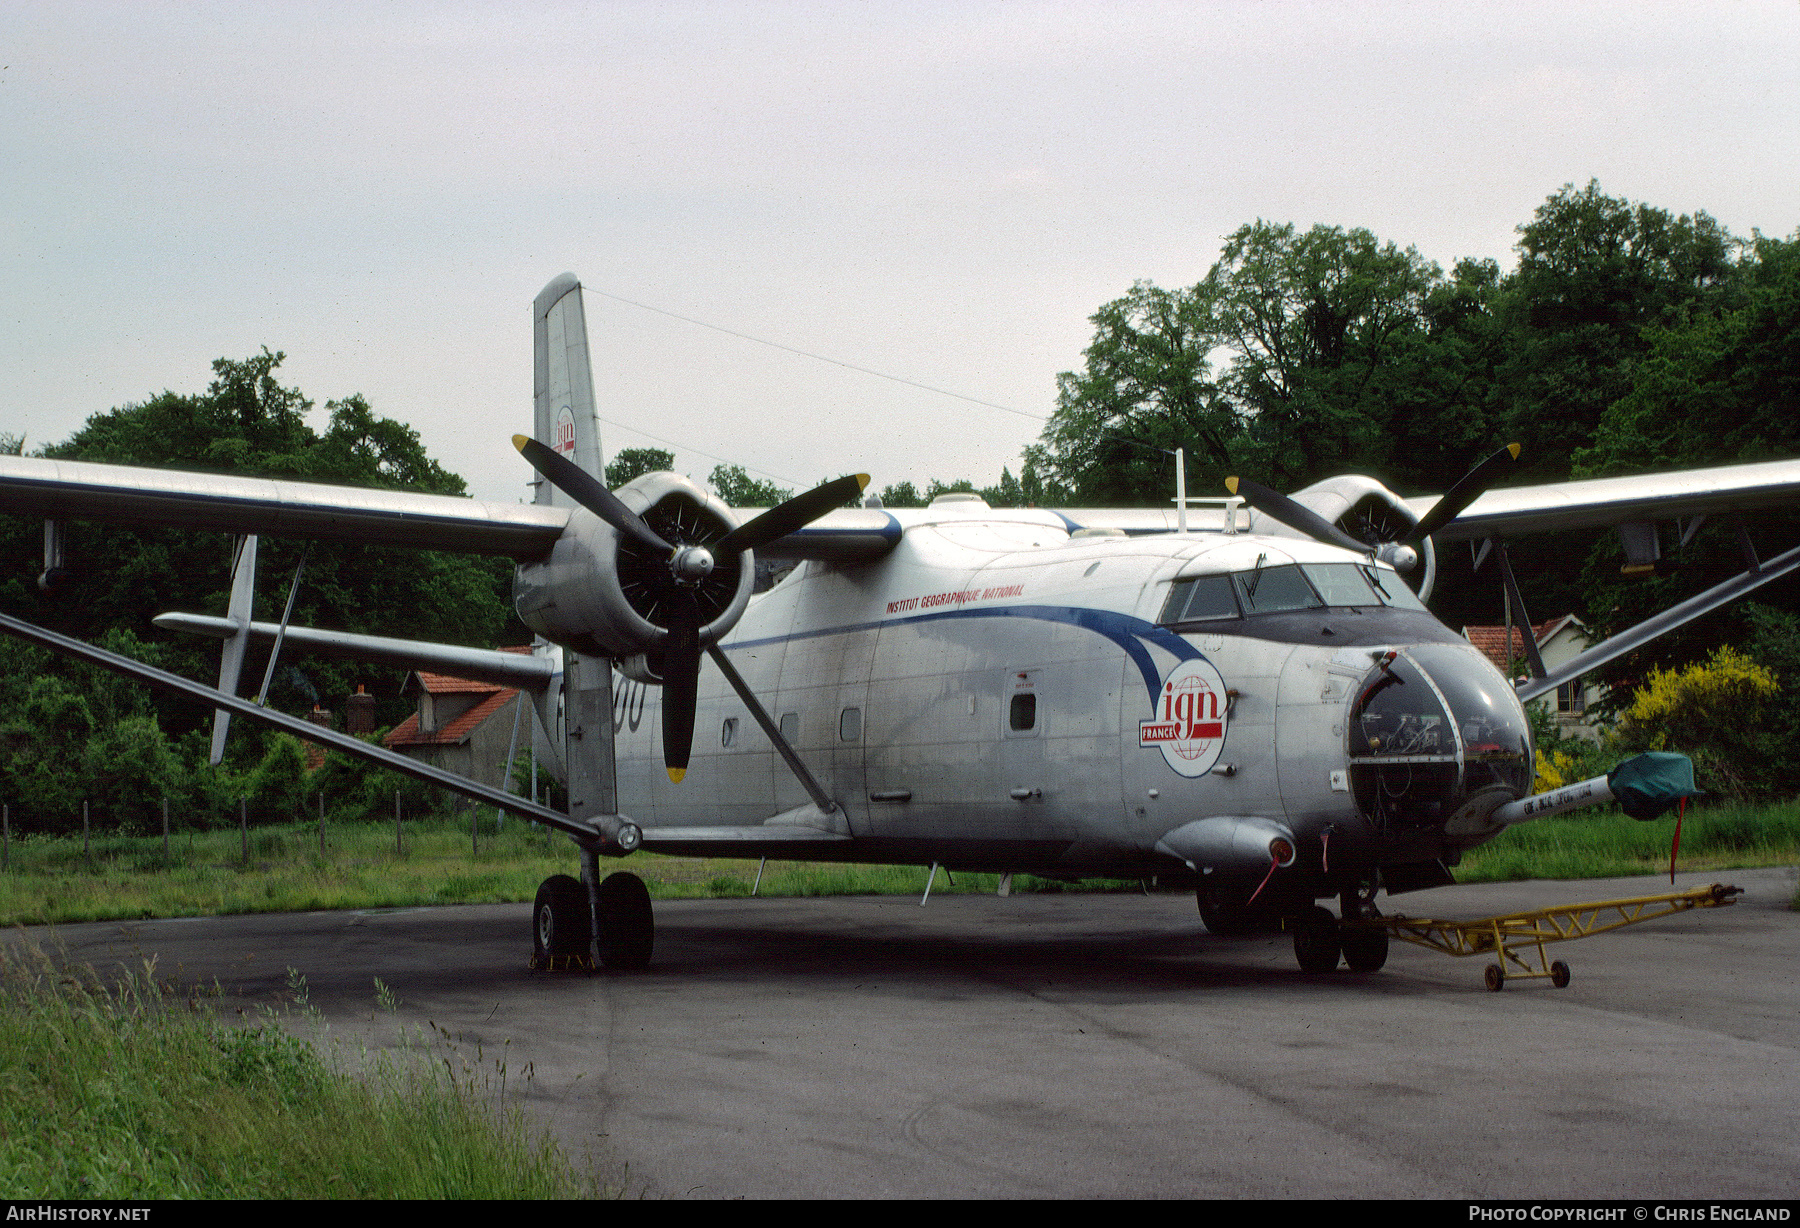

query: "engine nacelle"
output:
512 472 754 668
1288 473 1438 602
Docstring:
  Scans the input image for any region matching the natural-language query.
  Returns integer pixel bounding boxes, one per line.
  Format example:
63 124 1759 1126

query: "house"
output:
382 651 533 790
1462 615 1603 742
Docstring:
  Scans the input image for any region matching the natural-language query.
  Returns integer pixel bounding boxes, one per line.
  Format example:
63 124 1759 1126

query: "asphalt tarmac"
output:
20 866 1800 1199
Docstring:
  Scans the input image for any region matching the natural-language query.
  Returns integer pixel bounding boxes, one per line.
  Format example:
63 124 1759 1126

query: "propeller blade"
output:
513 435 673 556
716 474 870 555
1224 476 1370 554
1403 443 1521 544
661 598 702 783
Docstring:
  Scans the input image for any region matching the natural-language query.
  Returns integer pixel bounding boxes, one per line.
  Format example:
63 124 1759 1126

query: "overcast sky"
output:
5 1 1797 504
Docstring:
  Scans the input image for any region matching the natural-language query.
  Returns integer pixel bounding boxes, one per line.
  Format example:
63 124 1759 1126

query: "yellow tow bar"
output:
1346 882 1743 991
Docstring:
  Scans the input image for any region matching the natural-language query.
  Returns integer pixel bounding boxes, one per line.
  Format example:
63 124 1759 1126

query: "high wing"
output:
0 454 897 563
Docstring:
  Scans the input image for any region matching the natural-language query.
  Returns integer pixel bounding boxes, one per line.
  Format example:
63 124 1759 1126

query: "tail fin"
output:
532 273 605 507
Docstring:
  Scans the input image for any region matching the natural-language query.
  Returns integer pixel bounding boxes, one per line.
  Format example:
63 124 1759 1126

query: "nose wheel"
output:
1291 906 1343 973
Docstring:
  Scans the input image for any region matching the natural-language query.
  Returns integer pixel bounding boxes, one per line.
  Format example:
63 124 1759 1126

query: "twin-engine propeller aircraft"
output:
5 273 1800 976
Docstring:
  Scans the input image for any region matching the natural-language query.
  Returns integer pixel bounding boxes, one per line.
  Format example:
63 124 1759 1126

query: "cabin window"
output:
1009 692 1037 732
1161 574 1240 624
721 717 738 748
839 707 862 742
779 712 800 743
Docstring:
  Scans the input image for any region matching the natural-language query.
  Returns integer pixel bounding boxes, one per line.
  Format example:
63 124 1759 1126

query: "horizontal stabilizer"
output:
153 612 557 690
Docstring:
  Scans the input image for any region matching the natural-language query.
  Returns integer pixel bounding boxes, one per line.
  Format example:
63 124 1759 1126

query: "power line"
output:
587 288 1051 425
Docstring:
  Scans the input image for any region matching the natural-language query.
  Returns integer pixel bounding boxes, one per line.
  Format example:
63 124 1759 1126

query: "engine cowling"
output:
1287 474 1438 601
512 471 755 672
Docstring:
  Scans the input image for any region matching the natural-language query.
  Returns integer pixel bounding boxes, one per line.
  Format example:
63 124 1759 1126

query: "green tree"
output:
604 447 675 488
1 351 522 808
708 465 792 507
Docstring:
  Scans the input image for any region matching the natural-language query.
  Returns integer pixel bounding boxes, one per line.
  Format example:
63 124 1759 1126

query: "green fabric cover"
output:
1607 752 1698 821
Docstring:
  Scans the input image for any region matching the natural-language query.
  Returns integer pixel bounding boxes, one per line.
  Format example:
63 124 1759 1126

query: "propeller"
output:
1226 443 1522 578
1401 443 1522 545
514 436 868 781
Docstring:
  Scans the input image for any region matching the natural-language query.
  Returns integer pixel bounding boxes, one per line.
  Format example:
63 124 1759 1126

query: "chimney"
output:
346 684 376 736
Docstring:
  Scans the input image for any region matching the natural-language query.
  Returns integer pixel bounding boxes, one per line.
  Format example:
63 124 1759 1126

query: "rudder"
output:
532 273 605 507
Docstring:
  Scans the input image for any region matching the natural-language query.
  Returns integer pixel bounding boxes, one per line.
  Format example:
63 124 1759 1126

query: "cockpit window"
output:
1232 564 1322 615
1160 561 1428 625
1301 563 1378 607
1359 564 1430 611
1160 574 1241 623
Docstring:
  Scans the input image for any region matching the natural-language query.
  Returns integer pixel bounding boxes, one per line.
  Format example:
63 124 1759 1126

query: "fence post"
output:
162 798 169 859
471 796 478 857
83 799 90 861
240 797 249 863
394 788 403 856
318 790 325 856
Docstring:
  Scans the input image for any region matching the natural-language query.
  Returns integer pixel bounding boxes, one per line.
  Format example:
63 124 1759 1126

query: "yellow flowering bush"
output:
1614 645 1779 799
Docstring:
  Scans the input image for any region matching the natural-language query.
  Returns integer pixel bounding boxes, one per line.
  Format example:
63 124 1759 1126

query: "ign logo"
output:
1140 657 1229 777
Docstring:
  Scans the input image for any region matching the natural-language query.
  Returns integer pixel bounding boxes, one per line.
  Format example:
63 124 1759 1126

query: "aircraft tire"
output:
534 874 592 964
596 871 655 970
1291 906 1342 973
1550 960 1571 989
1340 926 1389 972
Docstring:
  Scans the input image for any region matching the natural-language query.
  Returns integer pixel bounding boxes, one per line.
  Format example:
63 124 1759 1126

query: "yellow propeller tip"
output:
1224 476 1240 495
1507 442 1522 459
666 767 686 784
855 474 871 491
511 434 532 452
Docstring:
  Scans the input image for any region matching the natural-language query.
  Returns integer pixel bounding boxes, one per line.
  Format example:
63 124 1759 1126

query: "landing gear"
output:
595 871 654 969
530 869 656 972
1291 905 1342 973
1340 925 1390 973
1550 960 1571 989
532 874 592 970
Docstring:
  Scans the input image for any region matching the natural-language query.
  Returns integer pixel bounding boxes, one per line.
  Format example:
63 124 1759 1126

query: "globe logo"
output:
1139 657 1228 777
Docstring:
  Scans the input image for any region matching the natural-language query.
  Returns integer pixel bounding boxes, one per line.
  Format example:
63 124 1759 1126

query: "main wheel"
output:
1291 906 1342 973
1550 960 1571 989
1484 963 1505 992
533 874 591 967
595 871 655 970
1340 925 1390 973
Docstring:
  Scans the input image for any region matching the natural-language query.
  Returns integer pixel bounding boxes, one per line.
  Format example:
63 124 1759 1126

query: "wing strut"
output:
0 609 634 850
705 645 837 814
1516 542 1800 704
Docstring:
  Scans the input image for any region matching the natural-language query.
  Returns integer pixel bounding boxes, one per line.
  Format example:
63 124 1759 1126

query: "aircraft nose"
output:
1346 643 1532 828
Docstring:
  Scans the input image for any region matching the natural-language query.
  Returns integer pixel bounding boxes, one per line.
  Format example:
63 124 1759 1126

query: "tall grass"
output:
0 799 1794 927
1457 798 1800 884
0 943 599 1198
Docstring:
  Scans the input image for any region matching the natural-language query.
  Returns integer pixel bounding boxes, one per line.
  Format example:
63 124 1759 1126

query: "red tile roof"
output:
1462 616 1579 673
385 649 533 747
384 686 522 747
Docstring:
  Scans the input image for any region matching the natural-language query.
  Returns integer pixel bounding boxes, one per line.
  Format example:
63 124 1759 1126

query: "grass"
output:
1456 798 1800 893
0 942 601 1198
0 798 1796 927
0 811 1136 927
